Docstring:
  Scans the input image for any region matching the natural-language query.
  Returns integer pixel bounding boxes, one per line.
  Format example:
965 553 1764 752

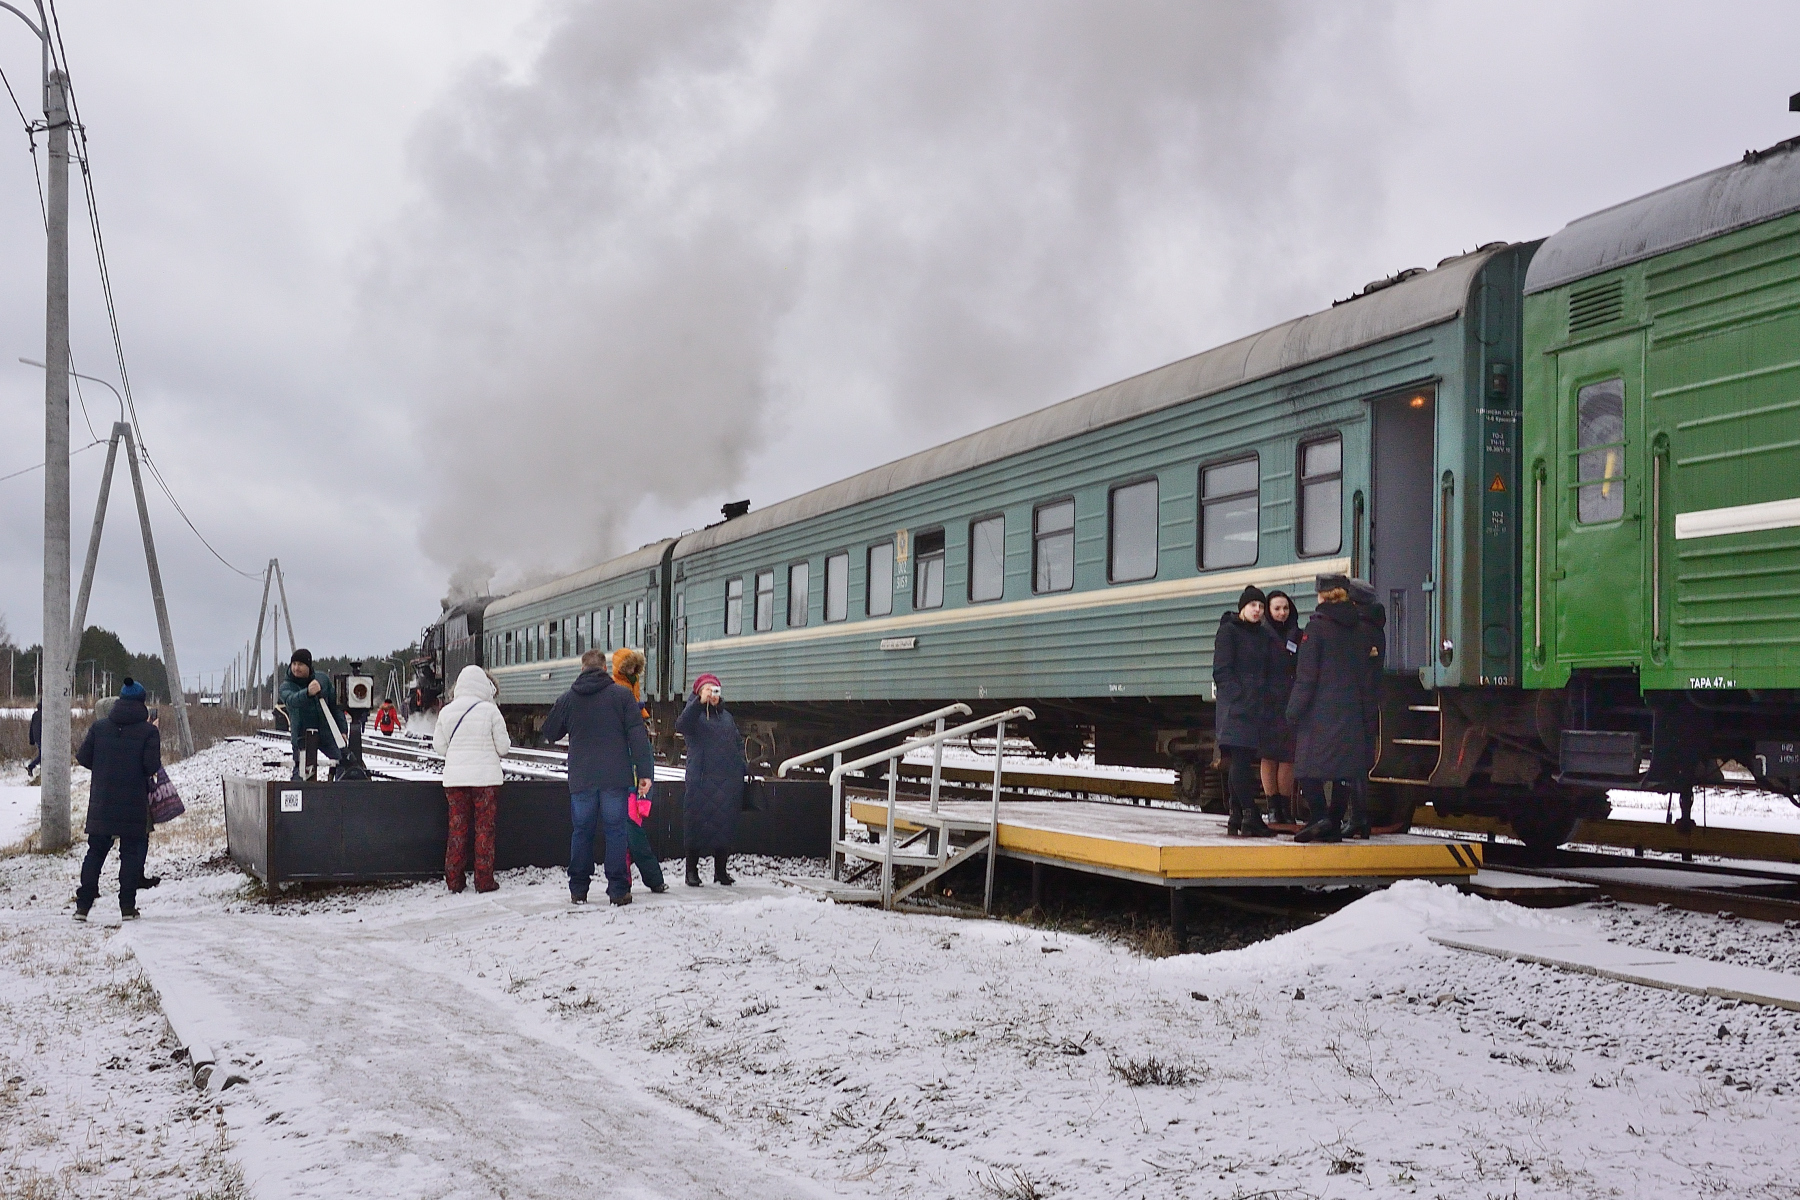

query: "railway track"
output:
246 727 1800 922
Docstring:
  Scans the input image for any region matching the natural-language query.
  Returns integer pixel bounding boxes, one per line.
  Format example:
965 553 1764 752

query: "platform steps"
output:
774 703 1037 912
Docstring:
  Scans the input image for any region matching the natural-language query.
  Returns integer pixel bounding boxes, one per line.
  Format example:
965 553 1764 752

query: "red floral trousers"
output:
445 786 498 893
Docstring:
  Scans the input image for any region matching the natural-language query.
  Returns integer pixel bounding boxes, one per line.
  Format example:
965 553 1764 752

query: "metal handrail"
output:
776 702 971 776
830 707 1037 780
829 706 1036 912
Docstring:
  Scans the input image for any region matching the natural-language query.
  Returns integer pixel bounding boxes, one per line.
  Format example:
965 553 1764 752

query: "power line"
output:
40 0 261 581
0 64 47 229
0 437 105 484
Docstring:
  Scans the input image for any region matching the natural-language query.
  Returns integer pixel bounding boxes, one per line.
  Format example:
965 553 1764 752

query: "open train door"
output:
1362 385 1444 827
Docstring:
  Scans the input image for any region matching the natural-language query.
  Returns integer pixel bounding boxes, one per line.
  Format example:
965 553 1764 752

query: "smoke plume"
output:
368 1 1398 586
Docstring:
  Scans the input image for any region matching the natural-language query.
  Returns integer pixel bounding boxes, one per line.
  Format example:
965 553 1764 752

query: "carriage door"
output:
1553 333 1644 664
673 588 688 695
1371 387 1438 673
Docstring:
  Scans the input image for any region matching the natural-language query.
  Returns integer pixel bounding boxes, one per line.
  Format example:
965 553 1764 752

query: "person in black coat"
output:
73 679 161 921
676 673 744 886
541 651 656 905
1258 590 1301 825
1211 585 1274 837
26 704 42 777
1286 576 1380 843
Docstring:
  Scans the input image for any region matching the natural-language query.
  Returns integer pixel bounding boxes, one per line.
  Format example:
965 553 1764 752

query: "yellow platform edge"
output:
846 800 1481 882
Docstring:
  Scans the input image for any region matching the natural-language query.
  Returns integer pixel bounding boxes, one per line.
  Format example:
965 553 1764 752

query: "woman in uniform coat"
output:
1286 575 1380 843
1211 586 1275 837
1258 590 1301 826
676 673 744 886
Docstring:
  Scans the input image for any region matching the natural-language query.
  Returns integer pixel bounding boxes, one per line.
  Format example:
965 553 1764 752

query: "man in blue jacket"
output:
540 649 656 905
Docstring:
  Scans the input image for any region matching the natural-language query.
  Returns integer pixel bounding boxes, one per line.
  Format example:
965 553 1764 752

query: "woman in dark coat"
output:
1211 585 1274 837
1286 576 1380 843
1258 590 1301 825
676 672 744 886
73 678 161 921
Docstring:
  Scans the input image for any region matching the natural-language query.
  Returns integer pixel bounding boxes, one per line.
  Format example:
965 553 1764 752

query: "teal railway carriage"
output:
479 540 675 732
1522 137 1800 826
662 243 1542 827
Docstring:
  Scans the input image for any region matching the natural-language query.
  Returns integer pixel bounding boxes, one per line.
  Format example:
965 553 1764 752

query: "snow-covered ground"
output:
3 739 1799 1198
1606 786 1800 833
0 784 38 849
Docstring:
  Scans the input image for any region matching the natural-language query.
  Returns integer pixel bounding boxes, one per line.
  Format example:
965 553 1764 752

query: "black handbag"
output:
742 777 767 812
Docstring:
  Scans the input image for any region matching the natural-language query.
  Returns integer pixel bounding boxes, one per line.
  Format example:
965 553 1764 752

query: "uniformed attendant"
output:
1258 590 1300 826
1212 585 1275 837
1286 574 1380 843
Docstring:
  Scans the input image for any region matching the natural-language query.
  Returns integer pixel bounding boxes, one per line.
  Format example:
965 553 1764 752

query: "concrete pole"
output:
67 424 124 670
248 560 272 716
121 426 194 756
38 69 71 853
274 560 296 649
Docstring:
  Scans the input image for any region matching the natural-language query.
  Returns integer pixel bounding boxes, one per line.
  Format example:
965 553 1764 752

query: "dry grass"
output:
0 706 263 766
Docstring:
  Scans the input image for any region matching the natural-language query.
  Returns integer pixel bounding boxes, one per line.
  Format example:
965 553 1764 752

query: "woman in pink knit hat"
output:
675 672 743 887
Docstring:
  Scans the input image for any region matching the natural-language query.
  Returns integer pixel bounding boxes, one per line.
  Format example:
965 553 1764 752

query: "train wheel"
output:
1506 799 1579 860
1175 756 1205 806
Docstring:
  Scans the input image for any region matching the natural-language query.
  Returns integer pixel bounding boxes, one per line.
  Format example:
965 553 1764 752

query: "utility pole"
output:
38 65 72 852
121 424 194 754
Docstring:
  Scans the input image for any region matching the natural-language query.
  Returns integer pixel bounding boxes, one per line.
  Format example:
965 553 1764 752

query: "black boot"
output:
1295 816 1342 843
1238 801 1276 838
713 855 735 886
1344 785 1372 840
1269 794 1293 826
685 855 703 888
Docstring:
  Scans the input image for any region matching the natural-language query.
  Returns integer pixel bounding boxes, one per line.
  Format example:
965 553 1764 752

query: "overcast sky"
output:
1 1 1797 690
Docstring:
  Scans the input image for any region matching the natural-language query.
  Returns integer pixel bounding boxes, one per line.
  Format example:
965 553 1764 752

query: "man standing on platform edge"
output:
541 649 656 906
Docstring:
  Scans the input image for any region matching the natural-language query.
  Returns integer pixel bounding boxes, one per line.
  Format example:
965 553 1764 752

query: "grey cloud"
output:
370 0 1401 589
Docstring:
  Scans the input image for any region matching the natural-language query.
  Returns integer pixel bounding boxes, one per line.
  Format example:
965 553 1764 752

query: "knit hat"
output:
119 678 146 700
692 673 722 696
1314 573 1351 595
290 647 314 667
1236 585 1266 610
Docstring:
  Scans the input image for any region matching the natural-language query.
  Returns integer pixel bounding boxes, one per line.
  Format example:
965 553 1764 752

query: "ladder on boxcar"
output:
777 704 1036 912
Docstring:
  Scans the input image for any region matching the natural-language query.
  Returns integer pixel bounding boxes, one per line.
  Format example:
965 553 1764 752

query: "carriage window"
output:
551 620 562 659
1033 500 1075 593
675 590 686 642
914 529 946 610
1201 456 1259 569
788 562 809 627
725 579 743 635
591 611 602 653
503 630 513 665
1298 436 1343 556
969 515 1005 602
825 552 849 622
1576 378 1626 524
867 541 894 617
635 599 645 646
1108 479 1159 582
754 571 775 631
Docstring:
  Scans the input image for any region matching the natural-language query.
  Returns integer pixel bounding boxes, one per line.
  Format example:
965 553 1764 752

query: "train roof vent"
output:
1332 265 1428 306
1568 278 1624 335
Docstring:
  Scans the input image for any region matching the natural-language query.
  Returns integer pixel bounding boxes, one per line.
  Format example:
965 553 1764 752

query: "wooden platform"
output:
844 797 1480 888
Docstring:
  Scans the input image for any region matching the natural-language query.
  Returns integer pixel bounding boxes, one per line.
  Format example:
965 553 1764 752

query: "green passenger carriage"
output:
1522 137 1800 828
419 136 1800 848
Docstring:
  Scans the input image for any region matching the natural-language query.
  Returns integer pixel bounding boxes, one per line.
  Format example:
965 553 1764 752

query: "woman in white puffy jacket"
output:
432 664 512 893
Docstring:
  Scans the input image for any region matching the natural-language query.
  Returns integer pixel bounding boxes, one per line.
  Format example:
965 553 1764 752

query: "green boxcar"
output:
666 244 1538 809
1523 139 1800 809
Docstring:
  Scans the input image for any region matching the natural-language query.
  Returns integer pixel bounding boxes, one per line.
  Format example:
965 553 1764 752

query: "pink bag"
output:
628 793 652 826
148 768 185 825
